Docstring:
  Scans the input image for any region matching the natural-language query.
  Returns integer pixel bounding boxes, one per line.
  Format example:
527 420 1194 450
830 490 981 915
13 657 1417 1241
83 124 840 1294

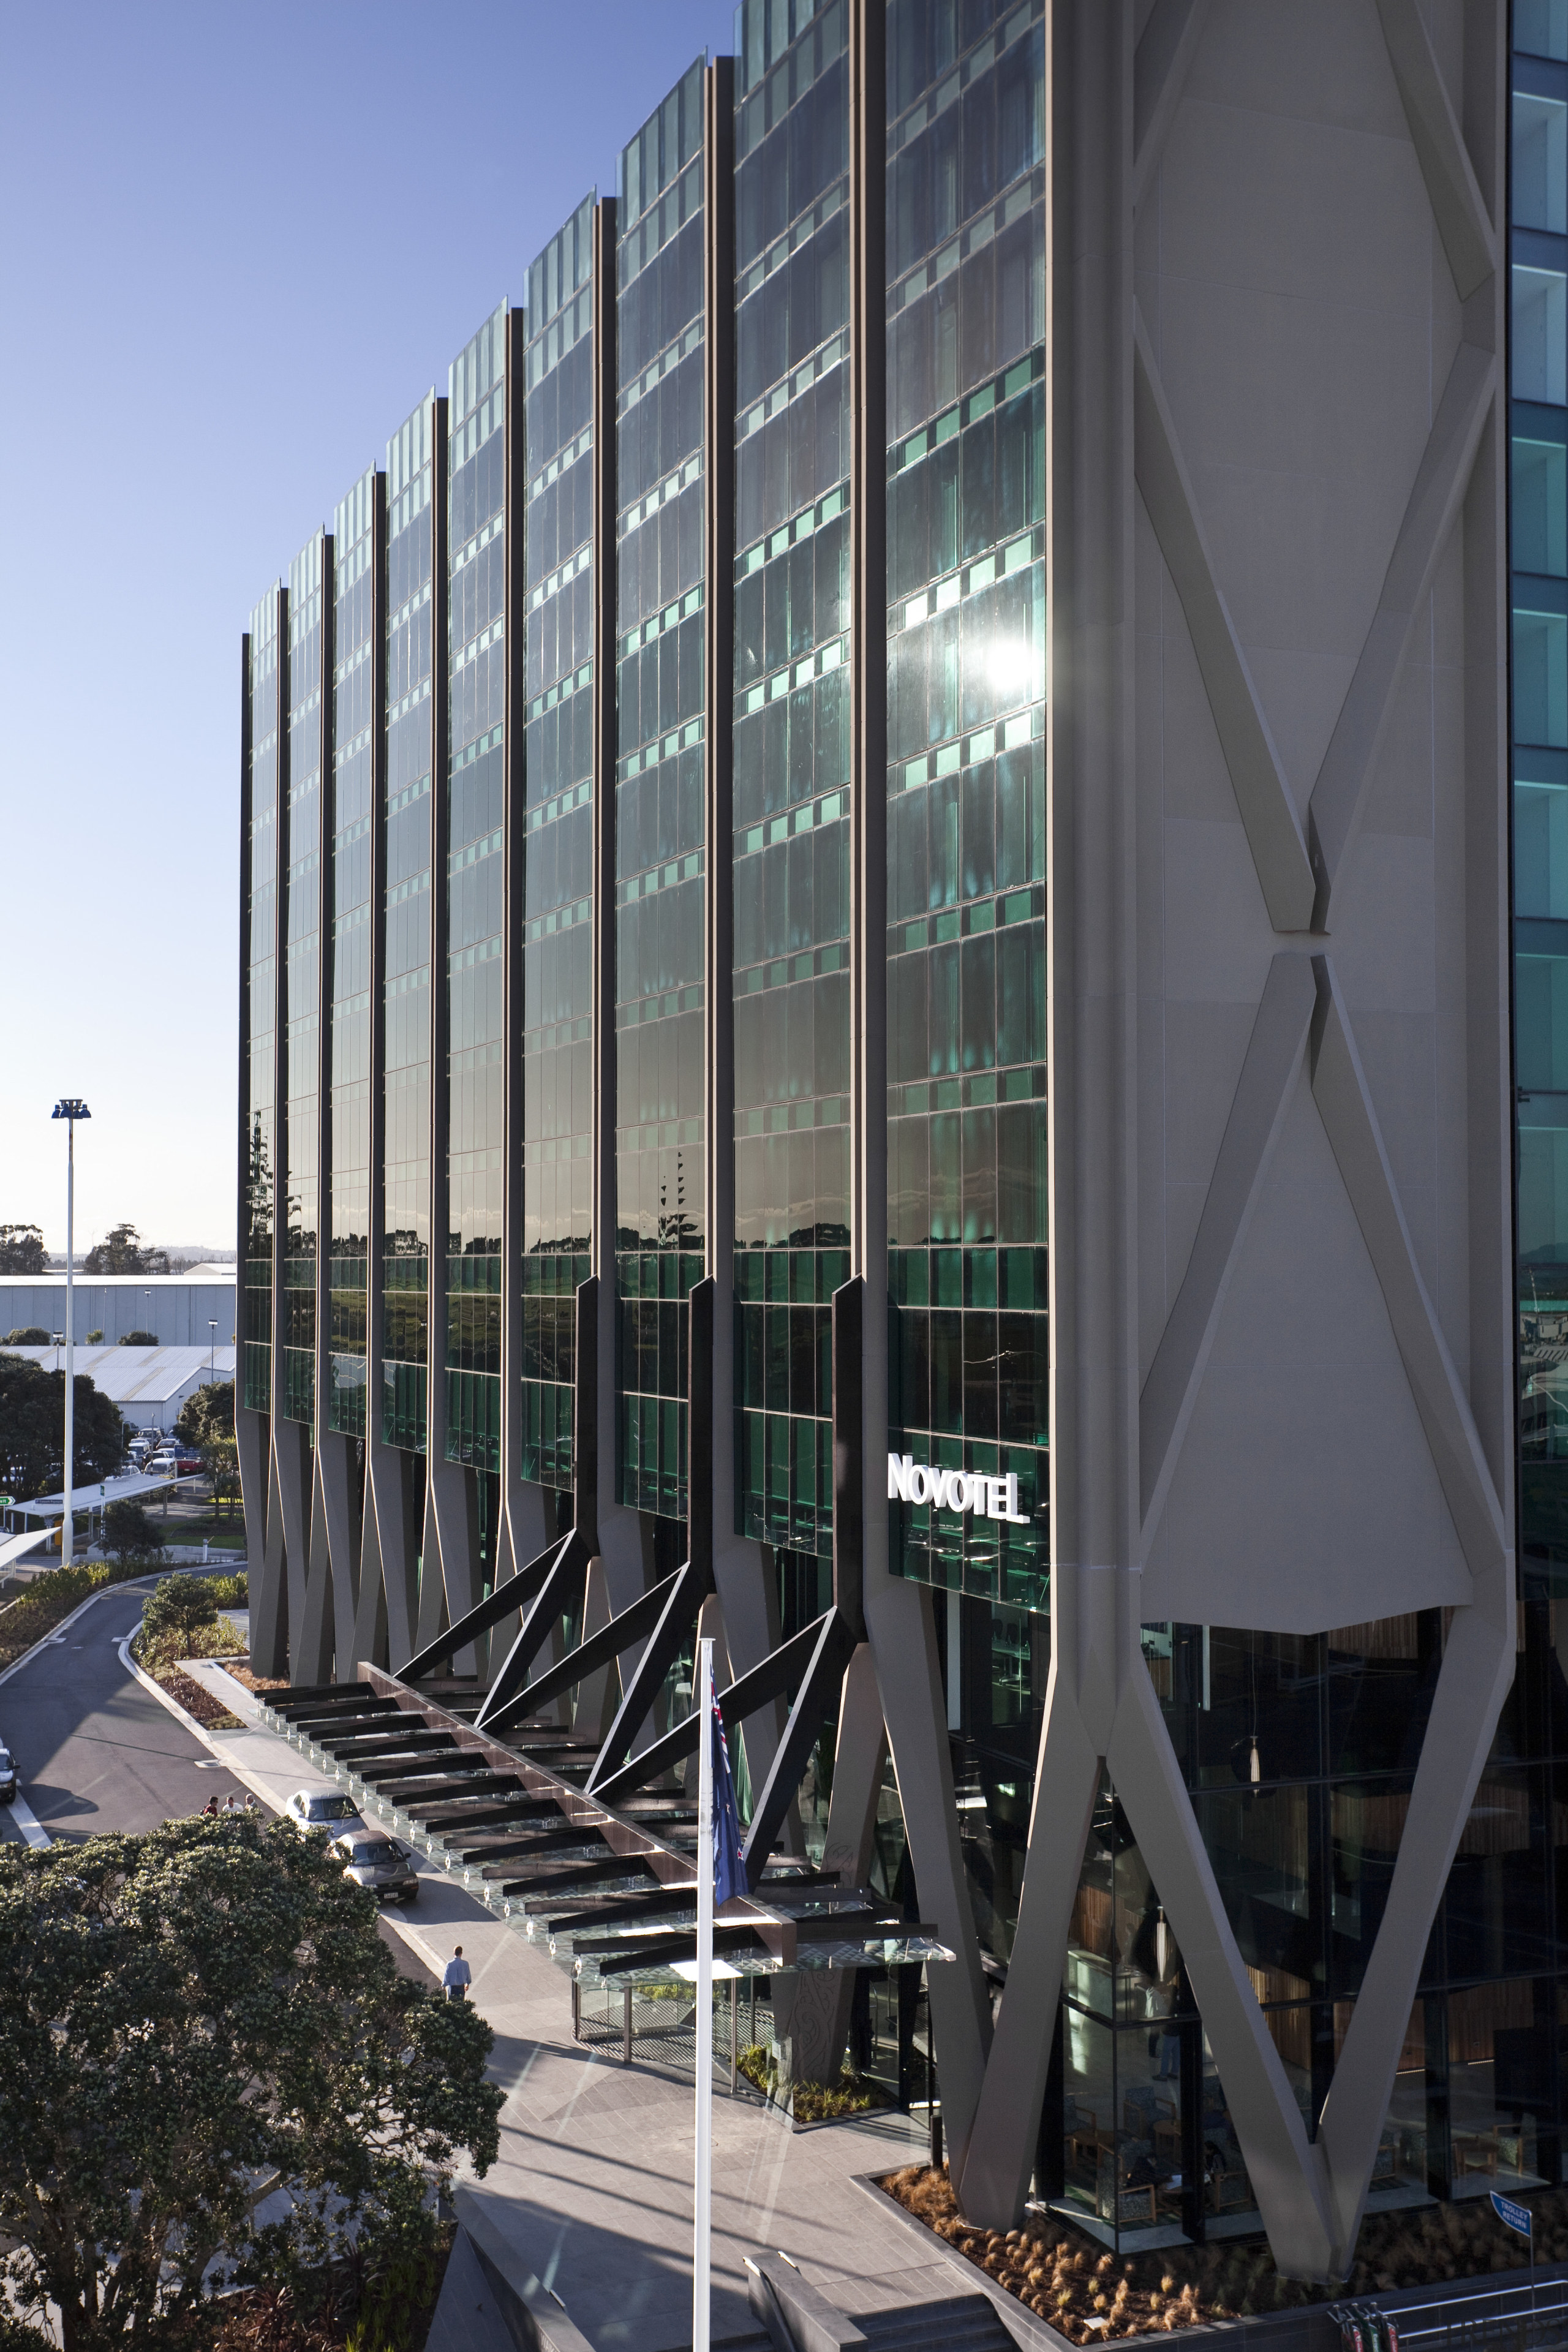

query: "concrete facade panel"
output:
1141 1082 1473 1630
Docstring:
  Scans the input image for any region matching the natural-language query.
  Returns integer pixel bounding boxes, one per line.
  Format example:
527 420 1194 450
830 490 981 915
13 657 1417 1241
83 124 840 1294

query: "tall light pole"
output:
51 1100 90 1565
208 1320 217 1384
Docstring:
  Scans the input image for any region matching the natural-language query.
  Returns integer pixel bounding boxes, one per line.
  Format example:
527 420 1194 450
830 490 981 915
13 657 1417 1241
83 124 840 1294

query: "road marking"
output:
4 1793 50 1849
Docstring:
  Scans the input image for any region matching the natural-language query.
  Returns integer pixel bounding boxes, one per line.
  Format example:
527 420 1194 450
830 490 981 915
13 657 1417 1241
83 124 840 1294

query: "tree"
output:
83 1225 168 1276
0 1817 501 2352
174 1380 234 1452
1 1329 51 1348
0 1227 45 1276
139 1572 216 1646
100 1502 161 1571
116 1331 159 1348
202 1435 241 1522
0 1355 124 1501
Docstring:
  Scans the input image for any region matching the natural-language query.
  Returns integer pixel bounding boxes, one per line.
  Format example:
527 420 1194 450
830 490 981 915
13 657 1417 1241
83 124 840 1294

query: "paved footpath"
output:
177 1658 973 2352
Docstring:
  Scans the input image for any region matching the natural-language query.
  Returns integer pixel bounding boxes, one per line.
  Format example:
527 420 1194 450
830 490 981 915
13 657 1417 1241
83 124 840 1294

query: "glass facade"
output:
884 0 1047 1613
281 534 327 1429
1517 10 1568 1585
327 471 377 1440
243 588 282 1417
382 394 440 1455
731 0 852 1559
521 199 597 1491
615 62 708 1521
445 307 510 1484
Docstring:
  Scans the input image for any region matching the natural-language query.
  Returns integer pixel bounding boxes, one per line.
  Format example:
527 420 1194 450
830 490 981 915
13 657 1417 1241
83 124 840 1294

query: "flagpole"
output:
694 1635 714 2352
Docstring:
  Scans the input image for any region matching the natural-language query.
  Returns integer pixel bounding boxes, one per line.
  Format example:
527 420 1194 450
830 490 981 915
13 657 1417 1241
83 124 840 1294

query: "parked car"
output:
0 1745 16 1804
329 1831 418 1905
284 1788 365 1834
145 1449 200 1479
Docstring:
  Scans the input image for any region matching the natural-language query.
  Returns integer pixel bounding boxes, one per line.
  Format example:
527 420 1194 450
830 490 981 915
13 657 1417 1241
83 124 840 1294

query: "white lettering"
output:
937 1468 971 1513
887 1452 915 1501
888 1453 1034 1525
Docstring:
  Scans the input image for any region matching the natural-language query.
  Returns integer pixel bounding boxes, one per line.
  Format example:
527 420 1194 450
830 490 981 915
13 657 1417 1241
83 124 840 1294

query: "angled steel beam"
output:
399 1527 584 1682
741 1608 860 1890
1133 317 1316 932
582 1558 712 1790
475 1532 593 1728
484 1565 687 1733
591 1608 838 1804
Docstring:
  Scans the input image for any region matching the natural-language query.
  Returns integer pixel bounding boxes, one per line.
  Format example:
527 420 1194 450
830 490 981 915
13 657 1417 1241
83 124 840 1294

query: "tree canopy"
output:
83 1224 168 1276
1 1329 52 1348
174 1381 234 1450
116 1331 159 1348
0 1226 46 1275
0 1355 124 1500
0 1817 502 2352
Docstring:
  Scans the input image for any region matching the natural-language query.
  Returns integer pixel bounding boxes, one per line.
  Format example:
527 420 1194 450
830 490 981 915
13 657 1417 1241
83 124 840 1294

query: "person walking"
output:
443 1946 472 2002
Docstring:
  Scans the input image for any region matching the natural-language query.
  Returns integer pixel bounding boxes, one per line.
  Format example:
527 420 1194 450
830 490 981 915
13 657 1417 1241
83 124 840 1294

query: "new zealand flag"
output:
710 1676 745 1907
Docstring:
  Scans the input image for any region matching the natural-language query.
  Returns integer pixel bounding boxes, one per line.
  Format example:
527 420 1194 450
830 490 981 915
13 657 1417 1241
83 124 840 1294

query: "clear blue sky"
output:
0 1 736 1257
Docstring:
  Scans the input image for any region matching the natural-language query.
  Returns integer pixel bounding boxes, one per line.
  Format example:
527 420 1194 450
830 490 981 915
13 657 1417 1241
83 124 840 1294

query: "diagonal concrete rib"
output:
1134 317 1317 931
1316 1577 1515 2271
1373 0 1497 301
1139 953 1316 1527
1132 0 1213 209
1107 1660 1338 2280
1306 342 1494 927
1309 956 1506 1579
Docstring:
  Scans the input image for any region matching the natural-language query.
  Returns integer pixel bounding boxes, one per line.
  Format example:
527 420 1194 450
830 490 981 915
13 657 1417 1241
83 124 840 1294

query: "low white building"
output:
0 1343 236 1434
0 1271 235 1349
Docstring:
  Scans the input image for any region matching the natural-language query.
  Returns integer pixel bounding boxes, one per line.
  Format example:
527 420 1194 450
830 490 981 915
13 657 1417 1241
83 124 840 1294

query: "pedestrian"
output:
443 1945 472 2003
201 1795 219 1817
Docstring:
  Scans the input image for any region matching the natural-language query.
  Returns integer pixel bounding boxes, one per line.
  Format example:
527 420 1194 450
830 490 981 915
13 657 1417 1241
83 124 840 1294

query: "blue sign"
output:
1491 2191 1532 2241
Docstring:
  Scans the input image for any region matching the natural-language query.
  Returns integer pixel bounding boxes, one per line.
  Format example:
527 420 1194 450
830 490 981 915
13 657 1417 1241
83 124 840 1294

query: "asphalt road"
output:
0 1585 438 1987
0 1585 245 1841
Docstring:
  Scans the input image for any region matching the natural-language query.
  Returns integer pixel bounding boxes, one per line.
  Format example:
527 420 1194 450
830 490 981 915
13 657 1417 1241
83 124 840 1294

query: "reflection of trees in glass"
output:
244 1115 273 1253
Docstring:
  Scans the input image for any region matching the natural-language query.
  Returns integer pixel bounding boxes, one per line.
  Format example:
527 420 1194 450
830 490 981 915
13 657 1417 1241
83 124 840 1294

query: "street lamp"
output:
51 1100 90 1565
208 1320 217 1384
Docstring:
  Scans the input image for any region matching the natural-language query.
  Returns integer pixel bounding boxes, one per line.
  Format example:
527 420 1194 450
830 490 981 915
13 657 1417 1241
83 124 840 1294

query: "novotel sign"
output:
887 1453 1032 1523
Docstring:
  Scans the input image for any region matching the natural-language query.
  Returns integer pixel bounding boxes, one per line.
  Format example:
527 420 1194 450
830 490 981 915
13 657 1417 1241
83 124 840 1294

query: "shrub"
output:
206 1570 249 1610
1 1329 51 1348
140 1572 218 1646
117 1330 159 1348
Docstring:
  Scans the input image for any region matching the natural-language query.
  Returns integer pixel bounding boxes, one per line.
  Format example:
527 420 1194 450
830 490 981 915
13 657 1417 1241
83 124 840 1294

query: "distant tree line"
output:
0 1221 175 1276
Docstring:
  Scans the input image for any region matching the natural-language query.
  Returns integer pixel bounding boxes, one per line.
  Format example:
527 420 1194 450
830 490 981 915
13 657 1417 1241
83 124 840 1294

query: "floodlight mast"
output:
51 1100 90 1564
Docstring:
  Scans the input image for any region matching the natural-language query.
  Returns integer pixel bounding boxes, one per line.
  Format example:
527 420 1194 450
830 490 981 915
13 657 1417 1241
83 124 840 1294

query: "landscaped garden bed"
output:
736 2042 892 2123
880 2165 1568 2340
130 1574 251 1730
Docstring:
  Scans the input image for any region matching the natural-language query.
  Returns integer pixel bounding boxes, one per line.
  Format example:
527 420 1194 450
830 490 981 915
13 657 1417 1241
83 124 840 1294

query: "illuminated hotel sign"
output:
886 1453 1032 1523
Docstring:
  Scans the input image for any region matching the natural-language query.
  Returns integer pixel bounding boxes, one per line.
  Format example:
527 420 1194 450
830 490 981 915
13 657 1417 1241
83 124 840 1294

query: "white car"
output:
284 1789 365 1835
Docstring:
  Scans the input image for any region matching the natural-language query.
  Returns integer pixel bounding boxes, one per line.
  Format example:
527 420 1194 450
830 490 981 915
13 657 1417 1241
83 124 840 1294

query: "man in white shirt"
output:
443 1946 472 2002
